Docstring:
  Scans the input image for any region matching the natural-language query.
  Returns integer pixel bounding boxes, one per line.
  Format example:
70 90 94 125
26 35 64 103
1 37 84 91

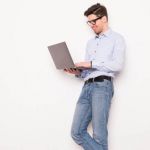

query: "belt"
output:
85 75 112 84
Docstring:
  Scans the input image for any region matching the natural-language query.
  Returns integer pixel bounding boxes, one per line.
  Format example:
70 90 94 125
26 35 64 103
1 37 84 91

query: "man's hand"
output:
64 68 81 75
75 61 92 68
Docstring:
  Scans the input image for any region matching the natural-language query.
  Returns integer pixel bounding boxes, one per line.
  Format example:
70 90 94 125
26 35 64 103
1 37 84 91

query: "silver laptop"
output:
48 42 86 70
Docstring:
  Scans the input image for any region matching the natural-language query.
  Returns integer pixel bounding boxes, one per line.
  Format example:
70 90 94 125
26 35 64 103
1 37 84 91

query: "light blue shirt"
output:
76 28 126 81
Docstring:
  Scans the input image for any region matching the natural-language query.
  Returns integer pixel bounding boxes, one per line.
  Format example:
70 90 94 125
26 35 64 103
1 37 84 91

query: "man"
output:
64 3 126 150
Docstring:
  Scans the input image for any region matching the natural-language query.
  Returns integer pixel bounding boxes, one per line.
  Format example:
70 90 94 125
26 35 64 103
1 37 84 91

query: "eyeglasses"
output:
87 16 103 26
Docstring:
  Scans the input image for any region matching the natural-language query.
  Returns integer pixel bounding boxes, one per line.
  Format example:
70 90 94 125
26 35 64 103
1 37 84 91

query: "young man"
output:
64 3 126 150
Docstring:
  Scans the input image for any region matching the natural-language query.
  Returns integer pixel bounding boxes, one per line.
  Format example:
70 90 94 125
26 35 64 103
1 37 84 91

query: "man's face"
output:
87 14 105 34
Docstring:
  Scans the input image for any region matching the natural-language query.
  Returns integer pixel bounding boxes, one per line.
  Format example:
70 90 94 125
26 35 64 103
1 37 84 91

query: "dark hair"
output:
84 3 108 20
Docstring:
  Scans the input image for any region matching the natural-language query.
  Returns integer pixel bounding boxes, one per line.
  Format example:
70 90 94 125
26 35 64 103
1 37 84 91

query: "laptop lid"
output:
48 42 75 69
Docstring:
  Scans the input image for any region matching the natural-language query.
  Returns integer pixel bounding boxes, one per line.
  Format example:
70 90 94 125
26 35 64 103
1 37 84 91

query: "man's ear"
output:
101 16 107 23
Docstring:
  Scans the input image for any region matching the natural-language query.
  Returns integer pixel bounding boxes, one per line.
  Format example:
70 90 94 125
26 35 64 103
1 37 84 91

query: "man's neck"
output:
102 24 109 34
97 24 109 36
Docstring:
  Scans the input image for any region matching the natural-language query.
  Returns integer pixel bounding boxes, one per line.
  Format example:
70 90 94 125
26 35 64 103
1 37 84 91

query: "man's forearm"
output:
75 61 92 68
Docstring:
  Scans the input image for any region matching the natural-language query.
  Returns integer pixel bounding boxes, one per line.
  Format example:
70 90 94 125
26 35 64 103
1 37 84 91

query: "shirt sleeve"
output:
92 36 126 73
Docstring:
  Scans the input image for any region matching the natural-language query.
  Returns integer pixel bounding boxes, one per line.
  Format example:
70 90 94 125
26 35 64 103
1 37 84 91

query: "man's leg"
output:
91 80 114 150
71 83 104 150
71 83 93 150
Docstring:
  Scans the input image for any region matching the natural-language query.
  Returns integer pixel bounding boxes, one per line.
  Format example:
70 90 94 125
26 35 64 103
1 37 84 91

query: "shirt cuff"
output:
75 74 81 78
75 70 86 79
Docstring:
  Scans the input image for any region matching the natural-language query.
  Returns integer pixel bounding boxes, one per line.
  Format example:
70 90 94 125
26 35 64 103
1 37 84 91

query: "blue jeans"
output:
71 79 114 150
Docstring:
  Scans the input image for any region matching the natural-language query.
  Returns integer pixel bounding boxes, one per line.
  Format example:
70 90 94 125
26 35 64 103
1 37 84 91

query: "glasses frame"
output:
87 16 103 26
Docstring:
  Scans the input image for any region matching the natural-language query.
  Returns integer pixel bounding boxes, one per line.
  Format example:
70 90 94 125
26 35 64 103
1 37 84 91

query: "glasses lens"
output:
87 21 95 26
87 16 103 26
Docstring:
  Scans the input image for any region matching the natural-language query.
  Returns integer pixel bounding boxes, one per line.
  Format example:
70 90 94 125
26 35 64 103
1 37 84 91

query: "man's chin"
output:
93 29 101 34
94 31 101 35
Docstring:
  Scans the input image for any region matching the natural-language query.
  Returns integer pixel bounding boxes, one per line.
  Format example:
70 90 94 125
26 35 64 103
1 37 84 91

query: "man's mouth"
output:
92 27 96 30
92 25 97 30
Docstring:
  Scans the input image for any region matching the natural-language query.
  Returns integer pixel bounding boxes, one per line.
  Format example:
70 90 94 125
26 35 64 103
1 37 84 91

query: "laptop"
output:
48 42 86 70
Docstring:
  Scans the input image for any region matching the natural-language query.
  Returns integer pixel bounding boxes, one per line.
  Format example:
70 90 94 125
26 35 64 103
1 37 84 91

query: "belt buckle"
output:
92 78 95 82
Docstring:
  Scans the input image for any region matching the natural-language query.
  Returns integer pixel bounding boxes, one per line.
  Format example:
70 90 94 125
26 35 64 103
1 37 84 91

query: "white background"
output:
0 0 150 150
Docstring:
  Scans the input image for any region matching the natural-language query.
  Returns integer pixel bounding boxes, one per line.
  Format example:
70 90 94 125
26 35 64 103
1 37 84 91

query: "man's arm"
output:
91 36 126 73
74 36 126 74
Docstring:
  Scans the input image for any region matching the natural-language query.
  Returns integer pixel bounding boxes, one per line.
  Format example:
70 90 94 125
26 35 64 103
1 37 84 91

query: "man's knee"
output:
71 130 83 145
93 133 108 146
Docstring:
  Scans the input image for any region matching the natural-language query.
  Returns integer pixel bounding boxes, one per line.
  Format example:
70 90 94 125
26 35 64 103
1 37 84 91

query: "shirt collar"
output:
95 27 112 39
